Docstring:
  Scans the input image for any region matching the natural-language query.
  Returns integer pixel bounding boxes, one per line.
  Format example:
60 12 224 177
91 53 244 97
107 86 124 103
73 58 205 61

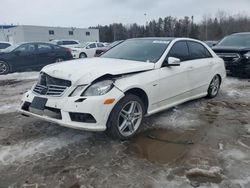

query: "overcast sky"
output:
1 0 250 28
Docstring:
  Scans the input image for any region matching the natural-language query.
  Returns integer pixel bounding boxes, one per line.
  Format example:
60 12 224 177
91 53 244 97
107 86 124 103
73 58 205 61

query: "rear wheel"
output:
79 53 87 58
0 61 10 75
207 75 221 98
106 94 145 140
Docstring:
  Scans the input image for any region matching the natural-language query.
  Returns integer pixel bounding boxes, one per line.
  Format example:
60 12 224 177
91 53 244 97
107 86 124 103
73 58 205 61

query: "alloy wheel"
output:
117 101 143 137
0 62 8 74
210 75 220 96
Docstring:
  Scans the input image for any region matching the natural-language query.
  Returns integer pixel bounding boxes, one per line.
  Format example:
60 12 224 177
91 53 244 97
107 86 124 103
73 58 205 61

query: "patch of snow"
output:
186 166 223 178
0 72 38 114
245 124 250 135
222 78 250 97
0 131 91 165
0 71 39 81
218 143 224 150
225 90 244 97
232 177 250 188
0 104 19 114
222 149 247 160
154 108 200 129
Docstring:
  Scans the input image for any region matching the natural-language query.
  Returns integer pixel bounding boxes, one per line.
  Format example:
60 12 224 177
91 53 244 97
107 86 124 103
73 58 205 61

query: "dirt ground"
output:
0 72 250 188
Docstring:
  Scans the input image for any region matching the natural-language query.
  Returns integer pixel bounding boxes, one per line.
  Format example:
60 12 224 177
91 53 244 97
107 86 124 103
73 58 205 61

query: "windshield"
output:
101 39 171 63
1 44 19 52
109 40 124 48
217 34 250 47
75 43 87 48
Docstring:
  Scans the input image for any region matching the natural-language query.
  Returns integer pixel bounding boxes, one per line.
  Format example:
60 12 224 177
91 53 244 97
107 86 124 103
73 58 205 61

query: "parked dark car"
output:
213 32 250 77
0 42 73 75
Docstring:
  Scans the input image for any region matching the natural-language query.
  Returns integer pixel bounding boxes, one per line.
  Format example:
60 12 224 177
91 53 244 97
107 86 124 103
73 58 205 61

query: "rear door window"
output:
38 44 53 52
97 43 104 47
188 41 212 60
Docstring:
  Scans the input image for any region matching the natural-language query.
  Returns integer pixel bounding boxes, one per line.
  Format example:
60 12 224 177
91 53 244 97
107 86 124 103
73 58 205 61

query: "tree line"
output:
90 12 250 42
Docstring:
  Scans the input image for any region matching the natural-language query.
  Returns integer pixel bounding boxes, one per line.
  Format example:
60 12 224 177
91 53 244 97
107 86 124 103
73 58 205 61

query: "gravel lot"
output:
0 72 250 188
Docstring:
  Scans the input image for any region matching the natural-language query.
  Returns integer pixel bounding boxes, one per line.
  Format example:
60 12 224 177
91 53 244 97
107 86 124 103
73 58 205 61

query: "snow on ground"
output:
0 73 250 187
0 71 39 81
221 77 250 97
0 131 91 165
0 72 39 114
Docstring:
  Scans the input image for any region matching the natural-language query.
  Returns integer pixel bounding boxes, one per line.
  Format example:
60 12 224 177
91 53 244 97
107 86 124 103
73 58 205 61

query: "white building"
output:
0 25 99 44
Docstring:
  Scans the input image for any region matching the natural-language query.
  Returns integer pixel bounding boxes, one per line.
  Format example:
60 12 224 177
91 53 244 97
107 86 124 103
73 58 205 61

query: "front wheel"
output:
106 94 145 140
207 75 221 98
0 61 10 75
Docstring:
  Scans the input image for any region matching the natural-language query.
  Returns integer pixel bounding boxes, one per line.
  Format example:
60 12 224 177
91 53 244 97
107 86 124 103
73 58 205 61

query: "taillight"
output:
67 48 72 54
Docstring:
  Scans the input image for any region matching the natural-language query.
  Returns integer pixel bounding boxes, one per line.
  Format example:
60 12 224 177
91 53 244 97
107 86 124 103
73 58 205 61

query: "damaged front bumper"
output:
19 87 124 131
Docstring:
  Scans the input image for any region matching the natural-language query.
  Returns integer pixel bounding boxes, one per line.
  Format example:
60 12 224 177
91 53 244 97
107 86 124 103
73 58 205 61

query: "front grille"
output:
216 53 241 64
32 73 71 97
33 84 67 96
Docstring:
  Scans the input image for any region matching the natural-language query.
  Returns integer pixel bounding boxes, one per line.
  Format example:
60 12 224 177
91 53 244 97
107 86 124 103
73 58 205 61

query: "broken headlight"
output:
81 80 114 96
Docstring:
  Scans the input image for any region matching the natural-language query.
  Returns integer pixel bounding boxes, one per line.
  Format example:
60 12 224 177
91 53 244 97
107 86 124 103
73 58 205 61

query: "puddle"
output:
128 128 198 164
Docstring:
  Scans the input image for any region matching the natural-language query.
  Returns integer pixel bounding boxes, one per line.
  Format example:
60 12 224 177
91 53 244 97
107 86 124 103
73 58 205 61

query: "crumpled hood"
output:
41 57 155 85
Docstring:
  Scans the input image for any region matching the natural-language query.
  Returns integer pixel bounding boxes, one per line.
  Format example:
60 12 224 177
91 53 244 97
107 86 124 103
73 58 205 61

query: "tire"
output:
0 61 10 75
79 53 87 58
106 94 145 140
207 75 221 98
55 58 64 62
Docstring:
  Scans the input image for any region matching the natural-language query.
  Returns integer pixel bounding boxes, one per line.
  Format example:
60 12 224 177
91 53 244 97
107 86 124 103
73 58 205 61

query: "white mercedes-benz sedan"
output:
19 38 226 139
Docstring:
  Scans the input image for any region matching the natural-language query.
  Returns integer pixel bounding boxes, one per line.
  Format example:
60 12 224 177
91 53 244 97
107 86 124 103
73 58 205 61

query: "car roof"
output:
128 37 175 41
16 42 62 47
127 37 206 44
52 39 79 42
0 41 11 44
231 32 250 36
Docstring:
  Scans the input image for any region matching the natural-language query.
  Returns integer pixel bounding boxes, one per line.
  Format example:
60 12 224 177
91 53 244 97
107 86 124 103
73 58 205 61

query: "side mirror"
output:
164 57 181 66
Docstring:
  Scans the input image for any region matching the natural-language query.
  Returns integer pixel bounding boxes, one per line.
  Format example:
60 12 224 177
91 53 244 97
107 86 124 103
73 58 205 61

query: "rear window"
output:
62 41 78 45
38 44 53 52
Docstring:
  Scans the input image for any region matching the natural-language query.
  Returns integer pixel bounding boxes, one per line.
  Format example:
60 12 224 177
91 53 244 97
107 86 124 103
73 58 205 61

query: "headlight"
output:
70 85 86 97
244 51 250 59
82 80 114 96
